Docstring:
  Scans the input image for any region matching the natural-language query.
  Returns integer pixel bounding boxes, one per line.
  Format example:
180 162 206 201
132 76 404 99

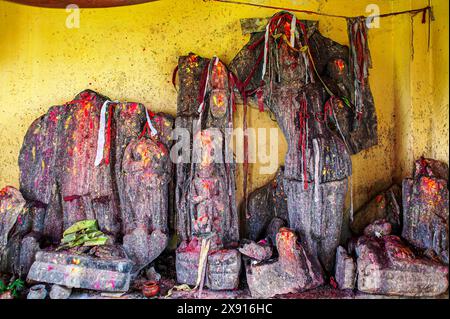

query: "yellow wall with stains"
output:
0 0 448 219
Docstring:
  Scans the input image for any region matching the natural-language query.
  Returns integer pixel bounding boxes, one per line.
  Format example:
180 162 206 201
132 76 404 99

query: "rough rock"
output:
27 284 47 299
27 251 133 292
49 284 72 299
0 187 25 248
238 239 273 261
334 246 356 290
402 158 449 264
245 228 324 298
0 186 36 275
356 235 448 296
207 249 242 290
363 219 392 238
246 167 288 242
145 266 161 282
351 185 401 235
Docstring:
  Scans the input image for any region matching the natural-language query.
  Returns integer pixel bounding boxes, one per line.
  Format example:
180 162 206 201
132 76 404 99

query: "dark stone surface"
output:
402 158 449 265
49 284 72 299
0 186 37 276
285 179 347 273
245 228 324 298
351 185 401 235
355 235 448 296
334 246 356 290
265 217 286 246
246 167 288 242
27 250 133 292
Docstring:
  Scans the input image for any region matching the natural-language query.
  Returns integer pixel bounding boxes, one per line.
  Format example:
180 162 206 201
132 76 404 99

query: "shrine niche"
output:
0 0 448 301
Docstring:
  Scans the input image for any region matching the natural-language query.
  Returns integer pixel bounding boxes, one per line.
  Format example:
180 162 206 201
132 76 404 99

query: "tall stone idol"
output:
230 12 378 273
174 53 241 290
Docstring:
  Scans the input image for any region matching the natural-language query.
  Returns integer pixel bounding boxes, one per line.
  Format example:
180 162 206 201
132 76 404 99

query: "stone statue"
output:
175 53 240 290
230 13 378 273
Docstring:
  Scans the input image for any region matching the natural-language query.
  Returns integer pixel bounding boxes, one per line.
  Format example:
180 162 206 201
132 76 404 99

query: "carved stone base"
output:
356 235 448 296
27 251 133 292
176 247 241 290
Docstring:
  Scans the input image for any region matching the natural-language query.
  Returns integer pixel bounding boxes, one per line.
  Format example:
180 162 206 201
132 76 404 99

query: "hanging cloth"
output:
347 17 372 128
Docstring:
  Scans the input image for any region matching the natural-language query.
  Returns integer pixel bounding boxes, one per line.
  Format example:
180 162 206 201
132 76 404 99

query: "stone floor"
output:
68 280 449 299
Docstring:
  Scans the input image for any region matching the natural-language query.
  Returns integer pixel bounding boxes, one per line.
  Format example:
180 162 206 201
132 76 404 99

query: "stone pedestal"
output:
176 248 241 290
356 235 448 296
27 251 133 292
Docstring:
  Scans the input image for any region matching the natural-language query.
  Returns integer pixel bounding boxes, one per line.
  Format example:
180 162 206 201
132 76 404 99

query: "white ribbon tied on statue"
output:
196 56 219 127
261 23 270 80
94 100 115 167
290 14 296 47
145 108 158 136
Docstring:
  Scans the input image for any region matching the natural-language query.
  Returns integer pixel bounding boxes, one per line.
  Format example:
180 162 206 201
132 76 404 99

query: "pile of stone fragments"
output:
242 158 448 298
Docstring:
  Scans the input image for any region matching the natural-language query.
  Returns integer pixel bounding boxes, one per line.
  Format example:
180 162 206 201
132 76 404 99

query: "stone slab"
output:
27 251 133 292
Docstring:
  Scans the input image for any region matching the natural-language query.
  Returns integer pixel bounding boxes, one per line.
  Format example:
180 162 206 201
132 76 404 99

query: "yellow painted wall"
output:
0 0 447 218
393 0 449 182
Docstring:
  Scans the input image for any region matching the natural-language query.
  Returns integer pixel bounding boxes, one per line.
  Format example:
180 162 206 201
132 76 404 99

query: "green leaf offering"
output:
63 219 98 237
57 219 108 251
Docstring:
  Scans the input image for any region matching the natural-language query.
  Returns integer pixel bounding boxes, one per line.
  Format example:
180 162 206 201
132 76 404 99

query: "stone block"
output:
334 246 356 290
27 251 133 292
356 235 448 296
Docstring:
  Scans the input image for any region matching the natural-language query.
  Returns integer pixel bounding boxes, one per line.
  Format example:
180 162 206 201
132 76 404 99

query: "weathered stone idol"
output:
230 12 378 273
10 90 173 278
174 53 240 290
402 157 449 264
355 234 448 296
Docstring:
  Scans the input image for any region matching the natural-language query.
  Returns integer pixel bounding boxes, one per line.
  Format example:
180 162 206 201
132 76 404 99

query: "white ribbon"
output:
197 57 218 114
95 100 115 167
261 24 270 80
290 13 296 47
196 57 218 127
145 108 158 136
